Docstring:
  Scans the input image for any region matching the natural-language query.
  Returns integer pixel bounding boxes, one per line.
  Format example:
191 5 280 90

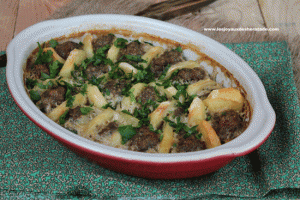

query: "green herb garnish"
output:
118 125 137 144
36 80 54 90
174 46 183 53
34 42 53 64
114 38 128 48
29 90 41 102
49 39 59 48
80 107 93 115
59 110 69 125
26 78 37 89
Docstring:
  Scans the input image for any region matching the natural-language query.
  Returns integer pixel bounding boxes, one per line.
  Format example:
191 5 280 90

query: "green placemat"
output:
1 41 300 199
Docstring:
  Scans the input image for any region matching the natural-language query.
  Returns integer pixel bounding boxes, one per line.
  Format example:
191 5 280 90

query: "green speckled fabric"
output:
1 41 300 199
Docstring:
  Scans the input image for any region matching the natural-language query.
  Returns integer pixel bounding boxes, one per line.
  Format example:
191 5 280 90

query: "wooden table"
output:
1 0 300 52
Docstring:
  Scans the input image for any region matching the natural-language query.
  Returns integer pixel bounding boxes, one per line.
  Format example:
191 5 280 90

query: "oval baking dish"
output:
6 14 275 179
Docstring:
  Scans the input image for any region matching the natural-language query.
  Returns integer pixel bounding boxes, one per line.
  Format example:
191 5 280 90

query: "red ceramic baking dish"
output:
6 14 276 179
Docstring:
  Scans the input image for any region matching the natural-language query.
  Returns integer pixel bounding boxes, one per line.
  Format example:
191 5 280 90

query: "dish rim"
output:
6 14 276 163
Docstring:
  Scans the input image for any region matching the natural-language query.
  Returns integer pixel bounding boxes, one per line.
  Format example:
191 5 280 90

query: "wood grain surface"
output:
1 0 300 51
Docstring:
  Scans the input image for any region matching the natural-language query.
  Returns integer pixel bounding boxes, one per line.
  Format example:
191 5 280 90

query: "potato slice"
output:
140 46 164 68
148 82 184 103
120 83 147 113
47 93 87 122
114 111 139 127
83 107 115 138
197 120 221 149
110 131 122 147
188 97 206 127
187 78 221 96
159 123 174 153
164 60 200 80
86 84 107 108
203 88 244 113
82 33 94 58
59 49 87 78
149 101 176 130
118 62 138 75
107 43 120 63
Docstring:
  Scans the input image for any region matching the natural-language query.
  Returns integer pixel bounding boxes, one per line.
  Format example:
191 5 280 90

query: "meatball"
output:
55 41 82 60
151 50 183 77
211 110 243 143
176 135 206 153
173 107 184 117
85 63 109 79
92 34 115 52
27 64 49 79
136 86 157 105
128 125 159 152
103 79 129 96
119 41 145 56
68 106 82 121
40 86 66 110
173 68 206 83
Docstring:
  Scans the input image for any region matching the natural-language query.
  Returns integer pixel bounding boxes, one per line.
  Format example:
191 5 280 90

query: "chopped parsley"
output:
102 102 115 110
118 125 137 144
163 116 198 138
29 90 41 102
36 80 55 90
174 46 183 53
80 107 93 115
59 110 69 125
49 39 59 48
34 42 53 64
114 38 128 48
26 78 37 89
40 60 63 80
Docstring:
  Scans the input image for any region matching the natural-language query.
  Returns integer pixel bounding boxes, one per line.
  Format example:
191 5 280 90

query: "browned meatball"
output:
129 125 159 152
176 135 206 153
119 41 145 56
40 86 66 110
211 110 243 143
173 68 206 83
103 79 129 96
136 86 157 104
151 50 183 77
68 106 82 121
27 64 49 79
55 41 82 60
92 34 115 52
85 63 109 79
173 107 184 117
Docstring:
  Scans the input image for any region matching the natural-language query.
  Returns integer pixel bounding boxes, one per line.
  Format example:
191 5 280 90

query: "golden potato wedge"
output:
107 43 120 63
164 60 200 80
86 84 107 108
187 79 222 96
83 107 115 138
47 93 87 122
140 46 165 68
59 49 87 78
120 83 147 113
197 120 221 149
188 97 206 127
203 88 244 113
82 33 94 58
118 62 138 75
149 101 176 130
159 123 174 153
